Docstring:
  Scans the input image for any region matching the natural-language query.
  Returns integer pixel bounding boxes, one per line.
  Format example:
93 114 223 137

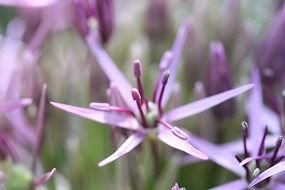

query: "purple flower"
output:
73 0 114 44
205 41 234 120
183 69 284 189
171 183 186 190
0 98 32 115
51 21 253 167
0 0 58 7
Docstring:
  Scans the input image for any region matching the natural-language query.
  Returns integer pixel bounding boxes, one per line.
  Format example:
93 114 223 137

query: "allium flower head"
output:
51 21 253 167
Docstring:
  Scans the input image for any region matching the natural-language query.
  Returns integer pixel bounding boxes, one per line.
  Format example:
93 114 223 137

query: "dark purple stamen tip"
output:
256 126 268 168
133 60 142 77
270 136 283 165
131 88 142 104
241 121 249 137
162 70 170 85
241 121 249 157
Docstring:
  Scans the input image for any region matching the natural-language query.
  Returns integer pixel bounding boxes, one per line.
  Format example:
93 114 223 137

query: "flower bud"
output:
205 41 234 120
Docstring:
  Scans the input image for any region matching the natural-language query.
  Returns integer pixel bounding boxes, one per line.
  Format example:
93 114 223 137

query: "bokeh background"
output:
0 0 285 189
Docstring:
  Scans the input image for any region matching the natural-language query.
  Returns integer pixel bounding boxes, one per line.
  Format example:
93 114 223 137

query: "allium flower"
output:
205 41 234 120
0 0 58 7
171 183 186 190
73 0 114 44
1 85 56 189
51 22 253 166
184 69 284 189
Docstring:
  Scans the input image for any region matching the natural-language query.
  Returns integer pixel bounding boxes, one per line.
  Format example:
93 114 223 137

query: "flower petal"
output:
157 125 208 160
0 0 57 7
159 22 190 107
86 35 136 111
164 84 254 122
51 102 139 130
98 133 145 167
249 161 285 188
34 168 56 187
209 179 247 190
0 98 32 114
187 133 244 176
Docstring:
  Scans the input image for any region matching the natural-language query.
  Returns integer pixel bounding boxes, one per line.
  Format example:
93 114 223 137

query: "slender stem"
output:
151 141 160 177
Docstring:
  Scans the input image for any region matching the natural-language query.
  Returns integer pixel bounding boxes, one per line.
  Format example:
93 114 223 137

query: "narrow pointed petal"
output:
157 125 208 160
0 98 32 114
32 84 47 173
0 0 58 7
34 168 56 187
86 35 136 111
188 133 244 176
165 84 254 122
210 179 247 190
98 133 145 166
249 161 285 187
160 22 190 107
51 102 139 130
239 156 265 166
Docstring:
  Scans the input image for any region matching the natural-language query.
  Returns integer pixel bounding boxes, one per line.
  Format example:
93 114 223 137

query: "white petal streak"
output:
98 133 145 166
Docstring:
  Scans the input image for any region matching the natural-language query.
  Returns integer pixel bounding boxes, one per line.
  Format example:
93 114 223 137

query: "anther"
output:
270 136 283 165
158 70 170 115
171 127 188 140
131 88 142 104
241 121 249 158
133 60 144 103
133 60 142 77
253 168 260 178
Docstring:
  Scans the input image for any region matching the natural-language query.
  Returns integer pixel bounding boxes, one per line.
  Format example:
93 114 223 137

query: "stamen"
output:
274 155 285 164
241 121 249 158
256 126 268 168
253 168 260 178
89 103 134 116
235 155 250 182
131 88 147 127
270 136 283 165
133 60 144 103
152 52 172 102
171 127 188 140
158 70 170 115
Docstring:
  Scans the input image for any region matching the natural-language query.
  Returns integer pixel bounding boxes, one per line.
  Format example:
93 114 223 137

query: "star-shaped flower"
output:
51 21 253 166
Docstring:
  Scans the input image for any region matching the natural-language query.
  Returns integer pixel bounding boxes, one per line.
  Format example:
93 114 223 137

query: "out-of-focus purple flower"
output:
145 0 171 43
205 41 234 120
171 183 186 190
2 85 56 188
51 22 253 167
73 0 114 44
0 0 58 7
257 8 285 114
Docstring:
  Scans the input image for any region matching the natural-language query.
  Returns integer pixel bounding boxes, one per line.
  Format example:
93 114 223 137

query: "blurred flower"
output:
0 0 58 7
73 0 114 44
205 41 234 120
171 183 186 190
257 7 285 114
52 22 253 166
1 85 56 189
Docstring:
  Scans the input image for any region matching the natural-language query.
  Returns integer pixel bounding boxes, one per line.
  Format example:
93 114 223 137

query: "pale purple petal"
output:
0 0 57 7
160 22 190 107
0 98 32 114
51 102 139 130
249 161 285 188
187 133 244 176
0 171 5 182
86 35 136 111
262 106 281 134
34 168 56 187
271 182 285 189
210 179 247 190
165 84 254 122
239 156 265 166
98 133 145 167
157 126 208 160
